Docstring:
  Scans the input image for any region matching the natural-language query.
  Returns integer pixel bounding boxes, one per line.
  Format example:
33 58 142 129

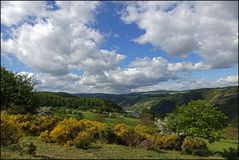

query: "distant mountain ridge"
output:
74 86 238 125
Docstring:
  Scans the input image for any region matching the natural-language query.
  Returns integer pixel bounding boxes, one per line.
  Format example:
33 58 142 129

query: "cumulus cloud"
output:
22 69 238 93
132 75 238 92
1 2 238 93
1 1 47 26
24 56 236 93
1 1 125 75
120 1 238 69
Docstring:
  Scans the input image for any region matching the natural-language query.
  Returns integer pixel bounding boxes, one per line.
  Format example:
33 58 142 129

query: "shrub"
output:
39 130 52 142
113 124 146 147
36 106 53 116
49 118 82 144
155 134 181 150
78 119 103 139
74 131 93 149
21 120 39 135
138 139 155 150
114 123 129 137
220 147 239 160
121 129 144 147
182 136 209 156
1 112 23 146
47 118 103 145
99 126 117 144
134 124 150 139
14 114 59 136
37 116 59 134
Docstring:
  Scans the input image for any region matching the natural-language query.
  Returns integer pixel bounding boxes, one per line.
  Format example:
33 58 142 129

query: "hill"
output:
75 86 238 125
36 92 124 113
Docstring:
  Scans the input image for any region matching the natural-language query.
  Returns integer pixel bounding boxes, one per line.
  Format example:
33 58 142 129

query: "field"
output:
208 139 238 153
82 111 141 127
3 136 235 159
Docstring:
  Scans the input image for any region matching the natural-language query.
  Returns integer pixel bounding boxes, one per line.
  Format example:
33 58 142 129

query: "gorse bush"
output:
39 130 52 143
74 131 93 149
1 112 23 146
182 136 209 156
1 113 214 154
121 129 144 147
134 124 150 139
113 123 129 137
1 113 59 136
49 118 82 145
99 126 117 144
138 139 155 150
42 118 103 146
113 124 150 147
155 134 181 150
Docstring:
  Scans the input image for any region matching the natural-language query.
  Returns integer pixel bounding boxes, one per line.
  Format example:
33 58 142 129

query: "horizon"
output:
39 85 238 95
1 1 238 94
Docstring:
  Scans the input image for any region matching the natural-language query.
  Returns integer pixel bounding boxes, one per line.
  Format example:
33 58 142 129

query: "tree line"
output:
1 67 123 114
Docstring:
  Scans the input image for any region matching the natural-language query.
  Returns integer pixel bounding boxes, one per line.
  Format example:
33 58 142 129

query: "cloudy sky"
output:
1 1 238 93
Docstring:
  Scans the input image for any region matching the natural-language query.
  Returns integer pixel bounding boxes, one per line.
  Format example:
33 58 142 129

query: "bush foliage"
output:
166 100 228 143
75 131 93 149
1 112 215 156
1 112 23 146
1 67 38 114
40 118 103 146
182 136 209 156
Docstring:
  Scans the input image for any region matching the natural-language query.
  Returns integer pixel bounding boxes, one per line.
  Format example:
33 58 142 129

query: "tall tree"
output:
1 67 38 113
165 100 228 143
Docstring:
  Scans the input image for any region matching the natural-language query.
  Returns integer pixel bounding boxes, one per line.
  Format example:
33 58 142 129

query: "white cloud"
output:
24 69 238 93
1 1 47 26
120 1 238 69
1 1 126 75
1 2 238 93
132 75 238 92
30 56 228 93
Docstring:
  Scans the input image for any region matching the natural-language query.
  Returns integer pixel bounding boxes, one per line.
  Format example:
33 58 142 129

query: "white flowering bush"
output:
154 118 170 134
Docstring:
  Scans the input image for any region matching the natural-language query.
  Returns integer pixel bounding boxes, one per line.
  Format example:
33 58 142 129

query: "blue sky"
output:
1 1 238 93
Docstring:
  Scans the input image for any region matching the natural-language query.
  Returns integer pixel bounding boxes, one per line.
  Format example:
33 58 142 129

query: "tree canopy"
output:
1 67 38 113
165 100 228 143
36 92 124 113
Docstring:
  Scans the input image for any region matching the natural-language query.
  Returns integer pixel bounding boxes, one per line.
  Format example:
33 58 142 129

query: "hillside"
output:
36 92 124 113
75 86 238 124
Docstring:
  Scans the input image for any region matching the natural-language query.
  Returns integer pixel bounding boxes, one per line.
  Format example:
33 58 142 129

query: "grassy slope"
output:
1 136 228 159
125 86 238 123
207 139 238 153
82 111 141 127
38 86 238 125
74 86 238 124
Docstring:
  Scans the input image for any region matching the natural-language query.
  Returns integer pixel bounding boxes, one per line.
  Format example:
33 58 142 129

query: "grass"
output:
1 136 226 159
82 111 141 127
1 137 164 159
1 147 36 159
207 139 238 153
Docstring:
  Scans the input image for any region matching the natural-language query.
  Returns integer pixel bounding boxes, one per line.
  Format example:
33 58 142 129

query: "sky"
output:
1 1 238 93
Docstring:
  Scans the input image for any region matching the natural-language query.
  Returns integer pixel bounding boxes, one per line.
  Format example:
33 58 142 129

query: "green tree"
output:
165 100 228 143
1 67 38 113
